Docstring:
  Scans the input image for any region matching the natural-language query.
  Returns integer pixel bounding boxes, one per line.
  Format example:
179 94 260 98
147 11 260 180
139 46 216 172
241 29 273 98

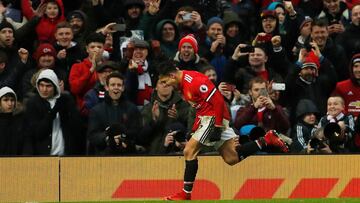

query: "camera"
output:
240 45 255 53
304 42 315 52
309 137 326 150
257 34 272 42
182 12 192 21
259 88 269 97
272 83 286 91
226 84 236 92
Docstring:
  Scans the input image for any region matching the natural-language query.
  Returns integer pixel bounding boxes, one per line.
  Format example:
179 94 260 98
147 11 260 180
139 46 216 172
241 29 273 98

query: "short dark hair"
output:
56 21 73 31
156 60 178 77
248 77 267 89
311 18 328 29
106 72 125 86
37 78 58 96
85 32 105 45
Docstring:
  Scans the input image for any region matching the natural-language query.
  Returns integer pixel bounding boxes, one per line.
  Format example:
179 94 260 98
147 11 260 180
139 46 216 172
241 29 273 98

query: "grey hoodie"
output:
36 69 61 100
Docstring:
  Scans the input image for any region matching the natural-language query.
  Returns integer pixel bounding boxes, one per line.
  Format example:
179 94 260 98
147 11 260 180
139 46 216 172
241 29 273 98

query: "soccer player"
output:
158 60 289 200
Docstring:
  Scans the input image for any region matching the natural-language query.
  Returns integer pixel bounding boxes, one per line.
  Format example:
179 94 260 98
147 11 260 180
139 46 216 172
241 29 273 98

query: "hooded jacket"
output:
0 87 23 155
290 99 319 152
21 0 65 43
24 69 84 155
333 54 360 118
154 19 180 59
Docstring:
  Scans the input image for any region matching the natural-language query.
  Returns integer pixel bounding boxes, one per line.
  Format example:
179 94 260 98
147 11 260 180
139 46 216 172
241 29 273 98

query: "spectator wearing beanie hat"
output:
174 34 201 71
199 16 227 83
0 86 24 155
333 53 360 118
22 43 67 100
66 10 89 49
292 16 313 60
283 50 337 124
0 20 15 49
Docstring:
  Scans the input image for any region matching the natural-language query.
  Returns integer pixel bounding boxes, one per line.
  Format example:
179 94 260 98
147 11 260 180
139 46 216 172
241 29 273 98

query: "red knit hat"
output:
34 43 56 61
302 51 320 69
178 34 198 53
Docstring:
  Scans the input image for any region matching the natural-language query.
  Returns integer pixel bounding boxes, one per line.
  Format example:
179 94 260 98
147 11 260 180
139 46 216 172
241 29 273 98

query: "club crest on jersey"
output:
199 85 208 93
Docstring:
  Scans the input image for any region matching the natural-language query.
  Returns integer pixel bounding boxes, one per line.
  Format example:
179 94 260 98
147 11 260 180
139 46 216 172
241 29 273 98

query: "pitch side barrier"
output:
1 155 360 202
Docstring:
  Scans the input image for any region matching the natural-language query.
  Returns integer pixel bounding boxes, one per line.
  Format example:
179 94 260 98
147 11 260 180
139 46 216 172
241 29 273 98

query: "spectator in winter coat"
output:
153 19 180 59
198 17 227 83
137 77 192 154
69 32 105 110
336 4 360 60
173 6 206 43
87 72 141 155
235 77 290 135
82 61 120 117
53 21 86 76
316 0 349 38
23 69 84 155
22 43 67 100
318 96 355 153
124 39 155 109
66 10 89 50
173 34 201 71
21 0 65 43
290 99 320 153
0 87 24 155
309 19 348 81
282 48 337 125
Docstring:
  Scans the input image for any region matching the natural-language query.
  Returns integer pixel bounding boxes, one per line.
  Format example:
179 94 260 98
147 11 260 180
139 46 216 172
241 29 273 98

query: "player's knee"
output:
183 147 196 160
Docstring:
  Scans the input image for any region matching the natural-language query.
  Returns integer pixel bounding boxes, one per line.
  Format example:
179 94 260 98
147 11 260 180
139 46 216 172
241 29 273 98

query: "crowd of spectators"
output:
0 0 360 156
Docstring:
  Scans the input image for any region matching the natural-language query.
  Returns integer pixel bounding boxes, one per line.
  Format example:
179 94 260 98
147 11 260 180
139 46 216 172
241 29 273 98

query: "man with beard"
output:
173 34 201 71
333 53 360 119
283 48 337 125
66 10 89 50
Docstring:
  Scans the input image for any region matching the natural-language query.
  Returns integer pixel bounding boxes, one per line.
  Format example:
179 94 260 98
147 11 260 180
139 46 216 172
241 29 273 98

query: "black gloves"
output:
105 124 127 152
209 126 223 142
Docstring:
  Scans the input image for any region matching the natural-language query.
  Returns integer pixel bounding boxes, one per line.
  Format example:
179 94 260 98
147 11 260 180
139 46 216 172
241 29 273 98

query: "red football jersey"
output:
179 70 231 130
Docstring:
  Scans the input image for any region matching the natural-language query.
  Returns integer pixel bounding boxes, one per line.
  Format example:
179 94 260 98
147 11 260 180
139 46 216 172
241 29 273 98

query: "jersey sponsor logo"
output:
184 74 193 83
347 91 354 95
199 84 208 93
349 100 360 108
